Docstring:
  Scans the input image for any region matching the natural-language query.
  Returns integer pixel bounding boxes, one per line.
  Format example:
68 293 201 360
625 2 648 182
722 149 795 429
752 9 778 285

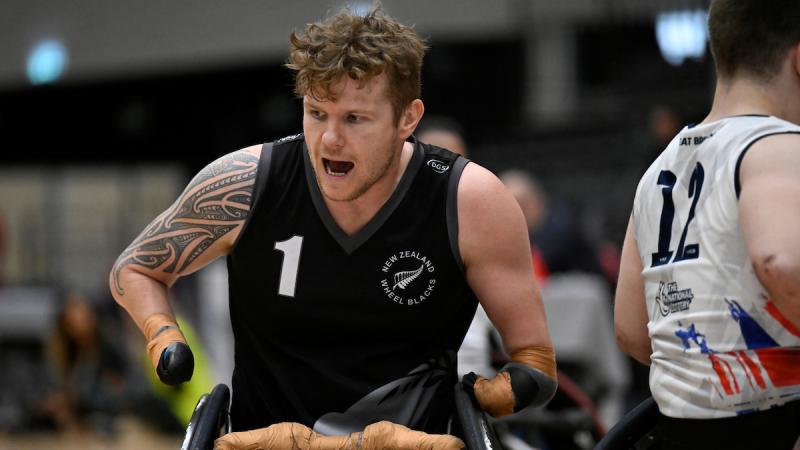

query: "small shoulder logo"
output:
379 250 437 306
655 281 694 316
427 159 450 173
274 133 303 145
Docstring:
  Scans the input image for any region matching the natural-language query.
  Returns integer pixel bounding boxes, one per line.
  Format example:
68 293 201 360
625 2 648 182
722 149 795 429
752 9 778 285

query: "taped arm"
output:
457 163 556 416
109 145 262 384
614 215 651 366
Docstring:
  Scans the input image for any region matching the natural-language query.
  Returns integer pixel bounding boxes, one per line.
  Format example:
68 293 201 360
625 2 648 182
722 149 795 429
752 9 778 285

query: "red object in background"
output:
597 241 622 287
532 246 550 284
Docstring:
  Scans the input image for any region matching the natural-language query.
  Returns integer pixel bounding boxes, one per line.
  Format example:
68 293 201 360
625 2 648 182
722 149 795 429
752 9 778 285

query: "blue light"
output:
656 10 708 66
349 1 372 17
27 40 68 85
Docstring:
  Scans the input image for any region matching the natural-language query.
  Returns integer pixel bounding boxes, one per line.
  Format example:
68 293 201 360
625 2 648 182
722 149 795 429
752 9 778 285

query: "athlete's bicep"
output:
614 215 650 366
458 163 552 355
111 145 262 296
739 134 800 328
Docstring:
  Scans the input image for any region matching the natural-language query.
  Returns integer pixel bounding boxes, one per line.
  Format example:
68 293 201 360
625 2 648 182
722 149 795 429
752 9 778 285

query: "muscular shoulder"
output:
457 163 512 212
110 144 264 294
740 133 800 181
457 163 530 267
174 145 262 226
193 145 262 186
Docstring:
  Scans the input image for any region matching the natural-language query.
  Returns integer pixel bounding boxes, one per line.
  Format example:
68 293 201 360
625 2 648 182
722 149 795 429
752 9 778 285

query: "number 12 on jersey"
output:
651 162 704 267
274 235 304 297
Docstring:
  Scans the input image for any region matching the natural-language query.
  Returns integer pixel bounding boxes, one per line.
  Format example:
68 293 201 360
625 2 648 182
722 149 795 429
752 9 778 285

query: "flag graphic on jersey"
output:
675 299 800 409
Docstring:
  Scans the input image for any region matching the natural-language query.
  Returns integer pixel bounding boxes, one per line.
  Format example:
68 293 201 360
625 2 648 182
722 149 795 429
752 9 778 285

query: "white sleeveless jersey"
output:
632 115 800 418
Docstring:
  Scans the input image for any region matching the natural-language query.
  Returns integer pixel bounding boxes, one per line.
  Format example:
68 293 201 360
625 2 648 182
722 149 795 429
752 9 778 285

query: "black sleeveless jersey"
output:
226 134 479 434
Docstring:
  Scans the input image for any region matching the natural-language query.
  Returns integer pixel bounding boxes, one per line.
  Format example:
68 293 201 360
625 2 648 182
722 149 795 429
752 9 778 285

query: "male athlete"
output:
615 1 800 448
110 5 556 449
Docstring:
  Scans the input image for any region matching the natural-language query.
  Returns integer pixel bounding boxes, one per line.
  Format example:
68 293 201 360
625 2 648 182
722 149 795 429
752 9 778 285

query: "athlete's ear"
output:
398 99 424 140
793 42 800 80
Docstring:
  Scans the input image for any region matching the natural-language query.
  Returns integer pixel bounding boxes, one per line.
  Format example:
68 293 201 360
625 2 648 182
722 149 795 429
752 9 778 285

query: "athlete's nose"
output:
321 123 344 150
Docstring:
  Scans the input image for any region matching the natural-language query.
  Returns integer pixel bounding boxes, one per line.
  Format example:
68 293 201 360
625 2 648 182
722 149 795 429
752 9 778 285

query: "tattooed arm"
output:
109 145 261 339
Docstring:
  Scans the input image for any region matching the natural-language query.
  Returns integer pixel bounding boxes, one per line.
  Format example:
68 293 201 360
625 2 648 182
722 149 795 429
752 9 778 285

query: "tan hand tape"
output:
213 421 464 450
473 371 514 417
142 313 185 370
510 345 556 379
473 345 557 417
360 421 464 450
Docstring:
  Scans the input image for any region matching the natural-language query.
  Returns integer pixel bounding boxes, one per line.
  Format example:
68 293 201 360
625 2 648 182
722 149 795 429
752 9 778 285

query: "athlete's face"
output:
303 74 417 203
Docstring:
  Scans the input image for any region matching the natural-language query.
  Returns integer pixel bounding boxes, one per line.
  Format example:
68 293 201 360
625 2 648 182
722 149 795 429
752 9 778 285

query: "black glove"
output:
461 372 481 396
157 341 194 386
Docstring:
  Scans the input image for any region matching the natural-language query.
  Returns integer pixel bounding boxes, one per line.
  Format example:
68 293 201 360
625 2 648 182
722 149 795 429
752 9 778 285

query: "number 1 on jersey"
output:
274 235 304 297
651 162 704 267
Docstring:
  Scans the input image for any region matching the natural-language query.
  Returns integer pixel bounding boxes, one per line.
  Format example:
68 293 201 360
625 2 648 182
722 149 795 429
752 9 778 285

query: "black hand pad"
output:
157 342 194 386
461 372 481 396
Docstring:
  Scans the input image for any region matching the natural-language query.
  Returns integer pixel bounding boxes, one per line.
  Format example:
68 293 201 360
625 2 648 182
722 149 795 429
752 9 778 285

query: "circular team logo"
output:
379 250 437 306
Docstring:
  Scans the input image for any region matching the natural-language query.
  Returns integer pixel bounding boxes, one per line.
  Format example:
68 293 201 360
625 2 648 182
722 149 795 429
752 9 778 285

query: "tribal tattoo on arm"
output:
112 150 260 296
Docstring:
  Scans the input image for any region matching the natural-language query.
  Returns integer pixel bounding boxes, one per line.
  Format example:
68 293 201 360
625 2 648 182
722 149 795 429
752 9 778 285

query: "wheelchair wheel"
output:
593 397 659 450
181 383 231 450
452 382 503 450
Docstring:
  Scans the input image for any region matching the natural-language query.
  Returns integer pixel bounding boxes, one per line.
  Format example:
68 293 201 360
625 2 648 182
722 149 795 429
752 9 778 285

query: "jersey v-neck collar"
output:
303 140 424 254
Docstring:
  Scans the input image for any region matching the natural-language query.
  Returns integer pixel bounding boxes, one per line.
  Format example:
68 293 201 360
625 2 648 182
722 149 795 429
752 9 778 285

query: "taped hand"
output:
213 421 464 450
463 345 557 417
144 313 194 386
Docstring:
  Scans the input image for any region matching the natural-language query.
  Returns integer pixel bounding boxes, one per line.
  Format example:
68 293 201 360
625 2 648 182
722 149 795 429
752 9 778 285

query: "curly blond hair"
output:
286 4 427 120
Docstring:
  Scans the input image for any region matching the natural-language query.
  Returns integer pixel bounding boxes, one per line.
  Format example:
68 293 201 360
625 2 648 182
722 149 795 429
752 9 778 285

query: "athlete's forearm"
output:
109 265 174 334
618 337 652 366
110 264 195 385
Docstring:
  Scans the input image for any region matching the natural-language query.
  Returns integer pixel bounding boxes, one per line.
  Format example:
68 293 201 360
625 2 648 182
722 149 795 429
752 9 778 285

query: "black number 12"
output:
651 162 705 267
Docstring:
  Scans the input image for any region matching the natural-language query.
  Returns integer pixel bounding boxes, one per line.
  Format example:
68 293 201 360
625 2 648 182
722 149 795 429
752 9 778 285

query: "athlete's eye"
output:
308 109 324 120
347 114 362 124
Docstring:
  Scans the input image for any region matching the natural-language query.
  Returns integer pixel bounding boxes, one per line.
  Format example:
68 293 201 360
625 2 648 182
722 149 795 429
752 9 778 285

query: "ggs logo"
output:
427 159 450 173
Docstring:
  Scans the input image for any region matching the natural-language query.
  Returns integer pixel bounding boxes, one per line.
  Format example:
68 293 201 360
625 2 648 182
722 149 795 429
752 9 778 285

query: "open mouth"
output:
323 158 354 177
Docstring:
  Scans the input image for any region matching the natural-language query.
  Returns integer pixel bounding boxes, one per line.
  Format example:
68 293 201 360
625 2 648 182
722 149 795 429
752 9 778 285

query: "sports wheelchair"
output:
180 384 661 450
180 382 500 450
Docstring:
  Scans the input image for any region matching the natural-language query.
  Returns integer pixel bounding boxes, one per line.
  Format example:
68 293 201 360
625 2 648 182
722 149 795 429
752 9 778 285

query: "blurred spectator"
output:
644 104 683 166
39 291 189 437
0 210 5 286
416 115 469 157
40 292 129 435
501 170 632 434
420 128 606 447
500 170 598 279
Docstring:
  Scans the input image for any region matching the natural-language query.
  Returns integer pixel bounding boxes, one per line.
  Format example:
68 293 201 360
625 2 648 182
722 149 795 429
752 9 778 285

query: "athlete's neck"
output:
325 141 414 236
703 74 800 126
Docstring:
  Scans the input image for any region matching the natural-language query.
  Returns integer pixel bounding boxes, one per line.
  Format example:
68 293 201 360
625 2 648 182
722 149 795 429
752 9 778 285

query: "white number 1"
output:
274 235 303 297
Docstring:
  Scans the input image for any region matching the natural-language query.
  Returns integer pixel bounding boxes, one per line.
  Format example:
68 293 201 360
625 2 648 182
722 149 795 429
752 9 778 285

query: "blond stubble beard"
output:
317 131 400 202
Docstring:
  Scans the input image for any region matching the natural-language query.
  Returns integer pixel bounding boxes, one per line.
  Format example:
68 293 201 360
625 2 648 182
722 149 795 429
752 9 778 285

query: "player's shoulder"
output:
458 161 506 199
747 130 800 152
457 162 521 224
187 145 263 190
232 143 264 161
205 144 262 166
741 131 800 171
273 132 305 147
